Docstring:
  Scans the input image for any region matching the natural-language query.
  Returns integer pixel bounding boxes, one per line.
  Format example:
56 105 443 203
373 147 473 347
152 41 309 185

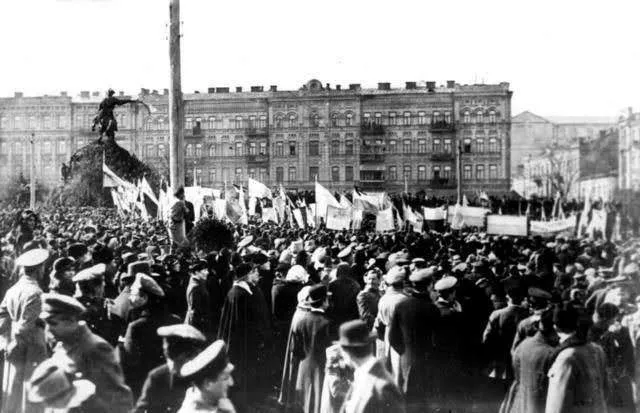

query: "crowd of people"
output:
0 195 639 413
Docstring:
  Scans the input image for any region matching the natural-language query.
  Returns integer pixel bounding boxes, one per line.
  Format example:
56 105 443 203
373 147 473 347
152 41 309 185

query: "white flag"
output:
248 177 272 199
326 206 351 230
375 208 395 232
315 181 340 221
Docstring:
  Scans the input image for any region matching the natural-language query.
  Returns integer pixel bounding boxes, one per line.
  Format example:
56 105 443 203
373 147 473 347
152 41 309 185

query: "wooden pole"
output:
29 133 36 209
456 143 462 204
169 0 184 191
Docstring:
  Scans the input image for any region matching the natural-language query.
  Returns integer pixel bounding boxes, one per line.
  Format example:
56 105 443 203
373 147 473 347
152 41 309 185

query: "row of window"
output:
0 114 129 130
0 140 71 155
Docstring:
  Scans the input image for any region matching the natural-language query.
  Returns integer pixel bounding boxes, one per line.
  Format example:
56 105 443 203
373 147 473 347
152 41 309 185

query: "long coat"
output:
545 335 608 413
483 304 530 380
373 289 408 380
184 276 213 337
387 290 440 399
52 322 133 413
341 358 405 413
134 363 190 413
281 307 333 413
0 275 47 413
500 331 556 413
328 277 361 327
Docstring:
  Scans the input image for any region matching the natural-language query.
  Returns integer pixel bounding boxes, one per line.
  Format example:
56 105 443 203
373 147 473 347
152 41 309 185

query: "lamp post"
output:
29 133 36 209
169 0 184 190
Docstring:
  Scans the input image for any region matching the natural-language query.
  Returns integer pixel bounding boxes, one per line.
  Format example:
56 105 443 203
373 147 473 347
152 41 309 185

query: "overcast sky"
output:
1 0 638 117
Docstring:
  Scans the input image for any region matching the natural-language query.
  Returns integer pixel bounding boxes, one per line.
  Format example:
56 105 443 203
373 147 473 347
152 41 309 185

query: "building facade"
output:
0 80 512 195
618 107 640 192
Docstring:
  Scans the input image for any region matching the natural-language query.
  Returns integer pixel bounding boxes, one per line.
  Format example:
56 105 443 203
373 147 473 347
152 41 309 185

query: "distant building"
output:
578 128 618 201
511 111 616 184
618 107 640 191
0 80 513 195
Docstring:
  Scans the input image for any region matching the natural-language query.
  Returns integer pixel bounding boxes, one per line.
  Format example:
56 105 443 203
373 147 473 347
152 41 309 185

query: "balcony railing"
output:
245 127 269 138
430 152 455 161
429 178 456 188
360 153 386 163
360 123 385 135
246 154 269 164
429 121 455 133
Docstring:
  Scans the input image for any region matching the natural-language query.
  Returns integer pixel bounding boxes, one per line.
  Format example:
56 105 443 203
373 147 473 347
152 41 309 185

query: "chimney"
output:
336 85 341 91
349 84 361 90
236 86 243 93
269 85 277 92
60 91 68 97
405 81 416 90
140 88 150 96
446 80 455 89
152 89 159 95
92 91 100 97
378 82 391 90
426 81 436 91
207 87 215 94
14 92 23 98
80 91 90 98
216 87 229 93
163 88 169 95
250 86 264 92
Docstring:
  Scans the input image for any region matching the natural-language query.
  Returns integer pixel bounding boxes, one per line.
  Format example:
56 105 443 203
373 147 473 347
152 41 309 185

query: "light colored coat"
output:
0 276 47 413
341 358 404 413
545 337 608 413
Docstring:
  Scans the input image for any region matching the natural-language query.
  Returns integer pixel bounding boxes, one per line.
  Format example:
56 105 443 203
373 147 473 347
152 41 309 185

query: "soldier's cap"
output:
180 340 234 380
336 320 376 348
157 324 207 343
451 254 462 263
72 263 107 283
411 258 426 265
137 253 149 261
475 277 490 287
434 276 458 291
376 252 389 261
16 248 49 268
452 263 468 273
584 268 597 278
383 265 406 285
28 358 96 409
337 246 352 259
409 267 435 283
53 257 75 273
40 293 86 319
127 261 150 279
528 287 552 300
121 252 136 264
67 243 88 260
132 273 165 297
237 235 254 250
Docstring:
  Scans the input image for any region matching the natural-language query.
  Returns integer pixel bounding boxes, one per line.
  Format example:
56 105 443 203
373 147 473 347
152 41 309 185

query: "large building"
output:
510 111 616 182
618 107 640 192
0 79 512 195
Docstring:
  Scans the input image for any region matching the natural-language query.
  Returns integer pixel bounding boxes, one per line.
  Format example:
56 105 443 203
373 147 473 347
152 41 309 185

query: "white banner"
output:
262 207 278 223
326 206 352 230
423 207 447 221
530 215 577 236
447 206 490 228
487 215 528 236
293 208 305 228
375 207 395 232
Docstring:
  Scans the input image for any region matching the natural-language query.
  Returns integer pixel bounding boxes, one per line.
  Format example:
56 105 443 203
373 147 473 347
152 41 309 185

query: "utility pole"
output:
29 133 36 209
169 0 184 190
456 143 462 204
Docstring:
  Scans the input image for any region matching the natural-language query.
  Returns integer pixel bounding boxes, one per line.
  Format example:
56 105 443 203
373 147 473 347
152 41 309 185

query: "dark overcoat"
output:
134 363 190 413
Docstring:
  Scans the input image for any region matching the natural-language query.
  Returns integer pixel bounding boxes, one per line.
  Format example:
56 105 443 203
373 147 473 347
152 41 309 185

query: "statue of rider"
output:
91 89 140 143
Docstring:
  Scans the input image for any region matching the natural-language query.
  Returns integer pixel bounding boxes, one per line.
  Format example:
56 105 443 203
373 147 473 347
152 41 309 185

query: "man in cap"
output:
72 263 118 345
338 320 405 413
49 256 76 296
374 266 408 369
0 248 49 413
511 287 554 352
185 260 214 338
178 340 236 413
122 273 181 397
388 267 440 400
167 187 188 252
41 293 133 413
357 269 382 331
135 324 207 413
280 284 333 413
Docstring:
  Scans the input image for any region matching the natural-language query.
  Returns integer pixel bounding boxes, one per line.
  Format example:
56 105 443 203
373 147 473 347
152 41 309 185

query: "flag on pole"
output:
139 177 158 205
375 208 395 232
315 181 340 222
248 177 272 199
102 156 131 188
451 203 464 230
578 191 591 236
238 184 249 225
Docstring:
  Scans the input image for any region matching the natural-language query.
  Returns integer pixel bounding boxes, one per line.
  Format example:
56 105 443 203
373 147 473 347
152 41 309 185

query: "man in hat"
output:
338 320 405 413
512 287 554 352
28 357 96 411
280 284 333 413
178 340 236 413
328 261 361 328
388 267 440 400
135 324 207 413
41 293 133 413
73 263 118 346
0 248 49 413
49 256 76 296
217 262 269 403
357 270 382 331
167 187 188 252
374 266 408 371
185 260 214 338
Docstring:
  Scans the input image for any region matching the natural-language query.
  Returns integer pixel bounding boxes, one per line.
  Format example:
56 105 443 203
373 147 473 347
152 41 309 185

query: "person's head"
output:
383 266 406 289
408 267 435 295
594 302 619 326
181 340 235 404
235 262 259 285
363 270 381 291
157 324 206 368
73 264 107 298
40 294 86 342
28 358 96 410
553 303 579 335
306 284 329 310
174 187 185 200
16 248 49 282
506 286 525 305
337 320 376 368
107 89 115 97
434 276 458 301
189 261 209 280
129 273 164 309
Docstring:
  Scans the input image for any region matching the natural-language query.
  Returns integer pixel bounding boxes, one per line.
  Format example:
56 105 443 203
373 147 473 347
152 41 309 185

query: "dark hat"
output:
306 284 328 305
180 340 233 380
28 358 95 409
157 324 207 343
121 252 137 265
67 243 88 260
53 257 75 273
127 261 150 279
247 252 269 266
132 273 165 297
337 320 376 348
275 262 291 273
40 294 86 319
596 302 619 321
16 248 49 268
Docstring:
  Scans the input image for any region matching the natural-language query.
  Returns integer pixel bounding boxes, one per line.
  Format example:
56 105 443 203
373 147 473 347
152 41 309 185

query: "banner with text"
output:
487 215 529 236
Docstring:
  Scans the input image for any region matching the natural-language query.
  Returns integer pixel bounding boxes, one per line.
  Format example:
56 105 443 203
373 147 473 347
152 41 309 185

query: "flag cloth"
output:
238 185 249 225
462 195 469 207
423 207 446 221
102 159 131 188
315 181 340 221
262 207 278 223
375 208 395 232
139 177 158 205
451 204 464 230
306 205 316 228
248 177 272 199
353 189 389 212
578 195 591 236
339 194 353 209
352 210 363 230
326 206 351 230
293 208 305 228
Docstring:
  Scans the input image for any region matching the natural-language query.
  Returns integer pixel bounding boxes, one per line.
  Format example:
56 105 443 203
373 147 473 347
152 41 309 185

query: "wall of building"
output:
0 80 512 195
618 108 640 191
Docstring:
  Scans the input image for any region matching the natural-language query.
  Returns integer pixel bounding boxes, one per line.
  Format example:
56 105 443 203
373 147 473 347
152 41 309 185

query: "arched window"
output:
208 117 216 129
311 114 320 128
235 116 243 129
195 144 202 157
147 118 154 130
158 144 165 157
288 114 297 128
403 112 411 126
331 114 339 127
345 113 353 126
463 111 471 123
259 115 267 128
208 144 216 157
488 111 496 123
235 141 243 156
185 144 194 157
275 115 283 128
476 111 484 123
